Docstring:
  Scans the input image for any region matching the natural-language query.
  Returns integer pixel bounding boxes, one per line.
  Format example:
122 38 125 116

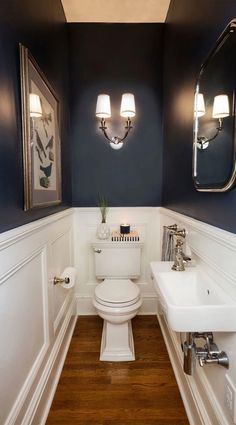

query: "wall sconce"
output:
195 93 230 149
30 92 52 125
95 93 135 150
194 93 205 118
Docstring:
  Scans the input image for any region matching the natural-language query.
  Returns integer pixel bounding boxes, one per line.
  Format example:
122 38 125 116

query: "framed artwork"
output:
19 44 61 210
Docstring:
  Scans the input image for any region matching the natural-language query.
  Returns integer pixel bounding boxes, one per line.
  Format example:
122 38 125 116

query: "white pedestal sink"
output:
151 261 236 332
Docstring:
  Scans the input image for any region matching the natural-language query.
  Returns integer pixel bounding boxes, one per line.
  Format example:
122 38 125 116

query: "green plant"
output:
97 195 109 223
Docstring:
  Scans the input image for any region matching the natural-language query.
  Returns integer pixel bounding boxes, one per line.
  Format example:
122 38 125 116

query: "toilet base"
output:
100 320 135 361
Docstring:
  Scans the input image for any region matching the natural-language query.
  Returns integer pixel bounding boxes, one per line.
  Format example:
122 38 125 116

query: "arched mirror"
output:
193 20 236 192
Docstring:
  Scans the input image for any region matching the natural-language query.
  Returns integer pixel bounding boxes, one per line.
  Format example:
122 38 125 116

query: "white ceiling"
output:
61 0 171 23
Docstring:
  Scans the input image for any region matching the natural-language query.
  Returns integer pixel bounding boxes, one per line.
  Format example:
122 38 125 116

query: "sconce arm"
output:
99 118 113 143
119 118 133 142
99 117 133 145
197 118 223 149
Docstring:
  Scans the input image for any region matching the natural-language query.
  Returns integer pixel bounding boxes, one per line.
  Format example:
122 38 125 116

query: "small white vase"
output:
97 222 110 240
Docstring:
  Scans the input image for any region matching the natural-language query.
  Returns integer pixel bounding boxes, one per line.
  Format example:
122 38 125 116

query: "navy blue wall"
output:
69 24 164 207
163 0 236 233
0 0 71 233
2 2 236 234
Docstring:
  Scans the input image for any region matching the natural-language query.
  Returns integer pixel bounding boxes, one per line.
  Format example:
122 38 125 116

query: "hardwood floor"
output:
46 316 189 425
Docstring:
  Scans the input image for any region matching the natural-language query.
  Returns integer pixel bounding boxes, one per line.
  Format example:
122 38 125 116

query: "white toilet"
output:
92 240 143 361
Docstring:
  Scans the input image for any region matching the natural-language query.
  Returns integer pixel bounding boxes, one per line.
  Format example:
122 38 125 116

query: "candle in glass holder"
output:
120 224 130 234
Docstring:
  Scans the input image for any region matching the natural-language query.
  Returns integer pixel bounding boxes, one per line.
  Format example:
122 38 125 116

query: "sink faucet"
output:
171 229 191 271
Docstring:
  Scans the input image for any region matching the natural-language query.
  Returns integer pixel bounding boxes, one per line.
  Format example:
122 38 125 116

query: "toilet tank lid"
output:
95 279 140 303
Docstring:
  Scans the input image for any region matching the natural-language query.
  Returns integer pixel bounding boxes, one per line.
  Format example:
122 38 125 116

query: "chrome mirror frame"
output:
193 19 236 192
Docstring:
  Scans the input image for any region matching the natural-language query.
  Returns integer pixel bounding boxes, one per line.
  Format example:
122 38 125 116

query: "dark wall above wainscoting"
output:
1 1 236 235
0 0 71 233
162 0 236 233
69 24 164 207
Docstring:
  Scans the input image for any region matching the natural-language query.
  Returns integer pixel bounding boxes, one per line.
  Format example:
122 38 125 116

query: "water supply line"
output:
182 332 229 375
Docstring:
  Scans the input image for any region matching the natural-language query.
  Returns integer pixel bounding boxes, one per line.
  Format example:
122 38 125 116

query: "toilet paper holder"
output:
53 276 70 286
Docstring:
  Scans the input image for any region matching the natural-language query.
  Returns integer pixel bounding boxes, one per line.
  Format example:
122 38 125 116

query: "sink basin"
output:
151 261 236 332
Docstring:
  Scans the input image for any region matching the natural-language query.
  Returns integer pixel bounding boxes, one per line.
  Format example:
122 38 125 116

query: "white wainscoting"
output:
73 207 160 315
0 209 76 425
3 205 235 425
158 207 236 425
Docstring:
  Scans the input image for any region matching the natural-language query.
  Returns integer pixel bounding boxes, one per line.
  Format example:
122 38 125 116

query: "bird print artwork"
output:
35 130 47 158
30 81 57 191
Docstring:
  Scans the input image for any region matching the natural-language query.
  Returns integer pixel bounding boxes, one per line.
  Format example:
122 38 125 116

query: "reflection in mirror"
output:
193 20 236 192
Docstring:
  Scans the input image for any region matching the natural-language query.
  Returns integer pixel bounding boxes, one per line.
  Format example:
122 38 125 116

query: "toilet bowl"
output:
93 279 142 361
94 279 142 321
92 241 143 361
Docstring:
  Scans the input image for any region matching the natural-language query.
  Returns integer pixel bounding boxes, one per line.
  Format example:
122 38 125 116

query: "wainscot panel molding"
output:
0 209 76 425
158 207 236 425
74 207 160 315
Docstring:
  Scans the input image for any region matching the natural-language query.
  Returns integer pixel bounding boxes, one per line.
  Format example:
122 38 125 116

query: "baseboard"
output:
21 297 77 425
138 293 157 314
76 293 157 315
76 294 97 315
158 314 228 425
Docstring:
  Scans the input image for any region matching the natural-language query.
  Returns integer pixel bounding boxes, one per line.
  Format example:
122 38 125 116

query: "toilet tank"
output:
92 241 143 279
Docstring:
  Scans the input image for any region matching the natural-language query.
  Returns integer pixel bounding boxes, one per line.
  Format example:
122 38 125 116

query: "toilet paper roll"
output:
60 267 76 289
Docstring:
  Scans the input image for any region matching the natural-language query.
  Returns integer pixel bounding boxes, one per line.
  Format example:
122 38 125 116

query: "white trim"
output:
0 207 74 425
187 244 236 289
0 209 73 251
41 246 50 372
53 292 73 333
159 207 236 293
158 207 236 425
50 225 74 334
76 292 157 315
50 225 73 246
4 246 50 425
74 206 160 213
76 294 97 315
159 207 236 249
138 293 157 314
73 206 160 321
0 246 45 285
22 297 77 425
158 313 229 425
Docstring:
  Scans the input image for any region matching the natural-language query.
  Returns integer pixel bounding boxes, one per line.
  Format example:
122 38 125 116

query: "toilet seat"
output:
95 279 140 308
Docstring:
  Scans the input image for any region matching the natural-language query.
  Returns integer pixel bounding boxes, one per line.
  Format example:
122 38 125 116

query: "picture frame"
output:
19 44 61 210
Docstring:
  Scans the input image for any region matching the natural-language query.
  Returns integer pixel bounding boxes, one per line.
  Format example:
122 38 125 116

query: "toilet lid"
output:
95 279 140 304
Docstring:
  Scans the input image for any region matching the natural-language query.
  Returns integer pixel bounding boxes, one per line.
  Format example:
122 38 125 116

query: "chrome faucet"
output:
171 229 191 271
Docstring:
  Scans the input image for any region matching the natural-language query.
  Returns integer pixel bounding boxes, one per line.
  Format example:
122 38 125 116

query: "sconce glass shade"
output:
96 94 111 118
120 93 136 118
212 94 229 118
194 93 205 117
29 93 42 117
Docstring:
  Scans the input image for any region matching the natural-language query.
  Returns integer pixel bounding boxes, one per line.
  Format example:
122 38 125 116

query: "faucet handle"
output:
170 228 186 238
176 229 186 238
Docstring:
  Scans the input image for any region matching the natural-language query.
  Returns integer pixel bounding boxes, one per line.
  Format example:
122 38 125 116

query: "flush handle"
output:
94 248 102 254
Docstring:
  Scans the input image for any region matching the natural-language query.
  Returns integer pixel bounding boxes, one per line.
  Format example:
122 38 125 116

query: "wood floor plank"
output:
46 316 189 425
